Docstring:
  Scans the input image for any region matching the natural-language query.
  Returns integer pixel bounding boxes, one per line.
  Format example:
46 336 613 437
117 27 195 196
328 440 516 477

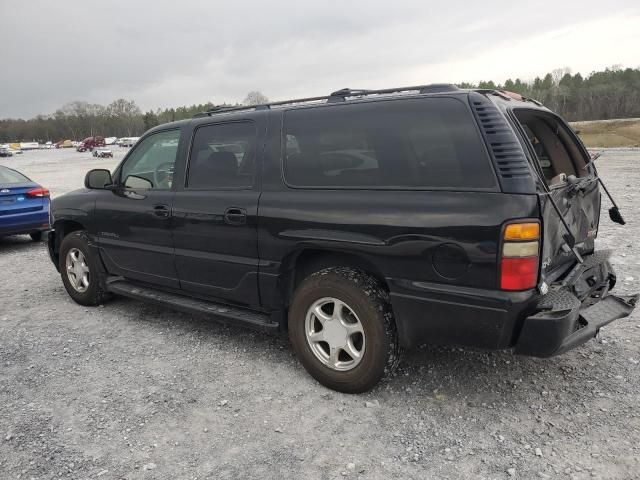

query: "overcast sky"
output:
1 0 638 119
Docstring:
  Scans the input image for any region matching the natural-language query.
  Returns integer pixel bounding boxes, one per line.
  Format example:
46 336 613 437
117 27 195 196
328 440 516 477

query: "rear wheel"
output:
59 231 110 306
289 267 400 393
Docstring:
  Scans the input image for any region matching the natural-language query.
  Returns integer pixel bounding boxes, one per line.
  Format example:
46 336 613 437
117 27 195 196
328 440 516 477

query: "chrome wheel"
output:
65 248 90 293
305 297 365 371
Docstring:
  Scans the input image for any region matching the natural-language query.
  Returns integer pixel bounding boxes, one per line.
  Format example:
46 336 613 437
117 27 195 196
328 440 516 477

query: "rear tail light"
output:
500 221 540 291
26 187 50 198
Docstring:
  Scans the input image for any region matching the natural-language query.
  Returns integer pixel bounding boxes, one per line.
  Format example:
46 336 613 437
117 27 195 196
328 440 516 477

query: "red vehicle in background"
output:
76 136 106 152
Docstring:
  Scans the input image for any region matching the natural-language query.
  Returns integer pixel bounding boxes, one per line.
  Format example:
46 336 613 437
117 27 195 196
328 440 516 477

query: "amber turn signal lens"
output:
504 222 540 240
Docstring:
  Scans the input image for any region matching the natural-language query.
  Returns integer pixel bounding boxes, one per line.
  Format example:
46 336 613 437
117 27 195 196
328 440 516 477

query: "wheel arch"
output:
281 248 389 308
50 219 86 264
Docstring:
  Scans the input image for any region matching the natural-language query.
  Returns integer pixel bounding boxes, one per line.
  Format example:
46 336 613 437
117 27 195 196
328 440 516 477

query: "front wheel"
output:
59 231 110 306
288 267 400 393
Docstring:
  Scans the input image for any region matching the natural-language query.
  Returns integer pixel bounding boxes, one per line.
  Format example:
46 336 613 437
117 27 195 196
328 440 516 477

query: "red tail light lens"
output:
26 187 50 198
500 257 539 290
500 221 540 291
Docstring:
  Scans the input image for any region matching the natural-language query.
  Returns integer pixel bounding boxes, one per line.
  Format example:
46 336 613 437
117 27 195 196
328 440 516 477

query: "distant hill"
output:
570 118 640 148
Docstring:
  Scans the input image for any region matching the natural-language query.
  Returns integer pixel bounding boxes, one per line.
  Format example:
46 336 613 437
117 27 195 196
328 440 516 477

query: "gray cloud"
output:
1 0 638 118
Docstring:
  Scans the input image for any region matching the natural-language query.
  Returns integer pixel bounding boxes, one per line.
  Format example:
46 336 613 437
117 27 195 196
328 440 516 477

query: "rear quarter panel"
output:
258 109 540 308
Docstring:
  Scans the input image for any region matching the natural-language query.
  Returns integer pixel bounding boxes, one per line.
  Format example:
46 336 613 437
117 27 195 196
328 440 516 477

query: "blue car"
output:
0 165 50 241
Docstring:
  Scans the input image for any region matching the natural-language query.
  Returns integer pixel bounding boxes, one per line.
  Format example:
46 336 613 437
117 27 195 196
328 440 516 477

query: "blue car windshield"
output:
0 166 30 184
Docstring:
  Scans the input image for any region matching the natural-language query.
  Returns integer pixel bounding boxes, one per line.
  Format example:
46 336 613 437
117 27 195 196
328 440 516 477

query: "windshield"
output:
0 166 30 184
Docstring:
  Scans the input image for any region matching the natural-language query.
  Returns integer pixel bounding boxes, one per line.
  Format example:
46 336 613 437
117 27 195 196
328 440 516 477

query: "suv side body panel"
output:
258 104 541 349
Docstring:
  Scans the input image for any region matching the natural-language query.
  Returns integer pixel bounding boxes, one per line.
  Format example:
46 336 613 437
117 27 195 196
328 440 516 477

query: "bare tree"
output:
243 91 269 106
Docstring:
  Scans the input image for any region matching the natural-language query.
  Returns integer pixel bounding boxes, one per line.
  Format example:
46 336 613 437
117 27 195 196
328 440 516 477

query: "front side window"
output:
283 98 496 189
187 122 256 189
120 129 180 190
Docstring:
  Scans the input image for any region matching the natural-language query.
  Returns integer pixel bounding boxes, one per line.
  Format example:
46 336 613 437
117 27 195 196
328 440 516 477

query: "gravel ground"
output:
1 148 639 480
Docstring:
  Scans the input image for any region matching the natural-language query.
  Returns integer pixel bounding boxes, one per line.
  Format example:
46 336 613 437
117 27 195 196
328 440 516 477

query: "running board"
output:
105 279 279 333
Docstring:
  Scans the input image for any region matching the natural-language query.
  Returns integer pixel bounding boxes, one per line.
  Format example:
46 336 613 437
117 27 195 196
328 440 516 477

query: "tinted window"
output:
283 98 496 189
0 166 30 184
187 122 256 189
121 129 180 190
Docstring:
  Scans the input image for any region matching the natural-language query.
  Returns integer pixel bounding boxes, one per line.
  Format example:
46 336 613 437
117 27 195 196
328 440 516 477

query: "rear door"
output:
511 109 600 281
171 117 264 307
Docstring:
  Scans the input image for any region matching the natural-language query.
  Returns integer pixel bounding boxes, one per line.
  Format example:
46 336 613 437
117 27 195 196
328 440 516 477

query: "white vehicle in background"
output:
104 137 117 145
92 148 113 158
117 137 140 147
20 142 39 150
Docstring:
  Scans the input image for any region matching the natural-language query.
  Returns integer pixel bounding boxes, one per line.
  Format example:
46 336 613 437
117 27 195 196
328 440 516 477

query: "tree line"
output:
461 66 640 122
1 68 639 143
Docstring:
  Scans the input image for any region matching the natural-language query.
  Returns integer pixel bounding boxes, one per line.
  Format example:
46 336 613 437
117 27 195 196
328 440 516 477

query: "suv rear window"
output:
283 97 496 189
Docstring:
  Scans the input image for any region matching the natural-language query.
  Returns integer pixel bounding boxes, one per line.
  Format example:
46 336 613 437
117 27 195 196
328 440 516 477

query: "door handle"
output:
152 204 171 218
224 207 247 225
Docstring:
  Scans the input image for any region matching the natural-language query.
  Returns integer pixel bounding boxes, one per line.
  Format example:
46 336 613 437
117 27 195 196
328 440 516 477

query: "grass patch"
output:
570 118 640 148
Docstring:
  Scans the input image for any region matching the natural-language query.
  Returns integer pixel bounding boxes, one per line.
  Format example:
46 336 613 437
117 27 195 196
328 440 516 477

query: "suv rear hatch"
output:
507 106 637 356
510 108 601 283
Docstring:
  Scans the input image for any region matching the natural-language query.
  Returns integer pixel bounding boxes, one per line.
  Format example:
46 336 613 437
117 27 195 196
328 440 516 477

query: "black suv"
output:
48 84 637 393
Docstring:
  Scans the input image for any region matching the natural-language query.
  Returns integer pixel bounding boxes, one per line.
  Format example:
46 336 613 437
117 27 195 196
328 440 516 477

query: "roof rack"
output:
193 83 461 118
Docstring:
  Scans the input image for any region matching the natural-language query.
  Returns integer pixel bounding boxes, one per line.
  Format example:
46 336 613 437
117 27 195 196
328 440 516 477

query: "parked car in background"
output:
0 147 13 157
117 137 140 147
47 84 638 393
92 148 113 158
0 165 50 241
77 136 106 152
105 137 117 145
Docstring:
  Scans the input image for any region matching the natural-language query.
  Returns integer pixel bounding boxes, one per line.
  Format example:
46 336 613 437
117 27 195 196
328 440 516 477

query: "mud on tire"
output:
288 267 400 393
59 231 110 306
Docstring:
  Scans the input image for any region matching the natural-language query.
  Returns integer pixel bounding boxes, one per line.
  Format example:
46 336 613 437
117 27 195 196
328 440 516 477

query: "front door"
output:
171 119 262 306
93 128 182 288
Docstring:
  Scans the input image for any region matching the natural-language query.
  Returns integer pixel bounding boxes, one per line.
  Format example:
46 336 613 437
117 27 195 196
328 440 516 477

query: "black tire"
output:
59 231 110 306
29 231 43 242
288 267 400 393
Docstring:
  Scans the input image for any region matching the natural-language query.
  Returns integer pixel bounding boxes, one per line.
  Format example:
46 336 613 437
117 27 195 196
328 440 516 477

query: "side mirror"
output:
85 169 113 189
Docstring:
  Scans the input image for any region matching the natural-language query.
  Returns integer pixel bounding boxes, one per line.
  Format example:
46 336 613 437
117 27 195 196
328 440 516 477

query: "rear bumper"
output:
516 250 638 356
0 211 50 237
389 249 637 354
515 290 638 356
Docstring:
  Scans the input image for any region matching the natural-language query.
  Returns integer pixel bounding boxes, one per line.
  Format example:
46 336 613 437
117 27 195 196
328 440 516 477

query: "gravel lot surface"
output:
1 148 639 479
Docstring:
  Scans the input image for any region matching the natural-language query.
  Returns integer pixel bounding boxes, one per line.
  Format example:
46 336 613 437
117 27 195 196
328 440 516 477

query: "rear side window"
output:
187 122 256 189
0 166 30 184
283 97 496 189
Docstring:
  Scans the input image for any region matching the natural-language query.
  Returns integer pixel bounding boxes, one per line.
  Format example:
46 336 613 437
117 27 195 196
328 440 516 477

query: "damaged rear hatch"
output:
507 105 637 356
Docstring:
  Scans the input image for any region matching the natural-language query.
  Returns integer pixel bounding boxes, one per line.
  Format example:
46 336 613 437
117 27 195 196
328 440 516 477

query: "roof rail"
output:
192 83 461 118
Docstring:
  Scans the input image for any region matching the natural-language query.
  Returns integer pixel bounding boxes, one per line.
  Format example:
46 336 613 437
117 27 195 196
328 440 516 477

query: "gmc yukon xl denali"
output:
47 84 638 393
